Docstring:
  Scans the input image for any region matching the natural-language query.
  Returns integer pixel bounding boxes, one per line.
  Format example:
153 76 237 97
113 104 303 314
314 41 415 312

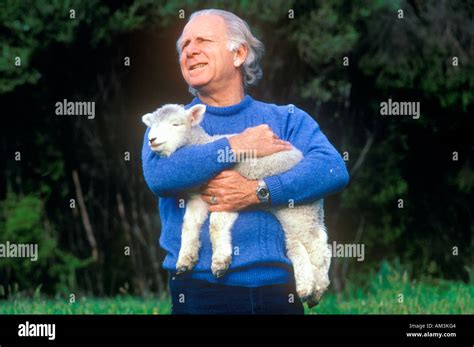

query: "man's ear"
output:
142 113 154 127
187 104 206 126
233 43 248 68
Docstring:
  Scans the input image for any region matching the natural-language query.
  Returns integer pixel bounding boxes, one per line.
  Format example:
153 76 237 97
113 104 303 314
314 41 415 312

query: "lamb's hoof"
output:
306 288 324 308
211 253 231 277
296 284 314 302
176 266 189 274
214 270 227 278
306 297 320 309
299 295 310 303
300 290 321 308
212 265 229 278
176 251 199 274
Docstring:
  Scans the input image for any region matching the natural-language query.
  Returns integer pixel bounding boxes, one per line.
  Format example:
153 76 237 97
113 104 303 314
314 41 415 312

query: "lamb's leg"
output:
296 201 331 307
311 201 331 306
303 235 331 307
303 241 331 306
209 211 238 278
176 195 209 274
285 237 315 301
274 209 315 301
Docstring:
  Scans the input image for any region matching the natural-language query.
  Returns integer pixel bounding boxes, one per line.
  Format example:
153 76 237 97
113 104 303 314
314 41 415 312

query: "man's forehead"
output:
181 15 226 40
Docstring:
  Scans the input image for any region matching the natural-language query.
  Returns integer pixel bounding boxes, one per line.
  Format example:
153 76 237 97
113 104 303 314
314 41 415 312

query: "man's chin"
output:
188 80 211 92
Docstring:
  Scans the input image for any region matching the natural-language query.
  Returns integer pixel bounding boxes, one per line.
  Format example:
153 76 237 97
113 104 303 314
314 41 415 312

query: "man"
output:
141 9 349 314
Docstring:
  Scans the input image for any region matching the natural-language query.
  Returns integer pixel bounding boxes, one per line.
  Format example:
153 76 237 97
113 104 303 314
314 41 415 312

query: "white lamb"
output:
142 104 332 306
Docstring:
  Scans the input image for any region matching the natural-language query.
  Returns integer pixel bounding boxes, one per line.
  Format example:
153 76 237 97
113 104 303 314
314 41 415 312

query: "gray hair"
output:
176 9 265 95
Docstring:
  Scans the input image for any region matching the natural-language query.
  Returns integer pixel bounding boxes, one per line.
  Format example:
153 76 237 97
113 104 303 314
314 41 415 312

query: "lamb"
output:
142 104 332 307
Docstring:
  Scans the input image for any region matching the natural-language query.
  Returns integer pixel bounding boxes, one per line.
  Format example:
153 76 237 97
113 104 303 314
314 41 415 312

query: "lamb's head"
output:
142 104 206 157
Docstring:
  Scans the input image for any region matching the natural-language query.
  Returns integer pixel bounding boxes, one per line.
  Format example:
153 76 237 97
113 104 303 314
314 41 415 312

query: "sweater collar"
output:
188 94 253 116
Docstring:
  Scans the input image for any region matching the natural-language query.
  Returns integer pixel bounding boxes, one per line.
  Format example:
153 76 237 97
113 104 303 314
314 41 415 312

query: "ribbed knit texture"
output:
141 95 349 287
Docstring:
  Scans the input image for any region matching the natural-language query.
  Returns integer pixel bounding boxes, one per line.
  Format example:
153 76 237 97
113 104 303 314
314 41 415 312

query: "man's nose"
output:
185 43 200 58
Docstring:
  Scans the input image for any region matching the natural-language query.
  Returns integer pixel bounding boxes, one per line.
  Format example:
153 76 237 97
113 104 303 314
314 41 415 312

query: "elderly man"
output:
142 9 349 314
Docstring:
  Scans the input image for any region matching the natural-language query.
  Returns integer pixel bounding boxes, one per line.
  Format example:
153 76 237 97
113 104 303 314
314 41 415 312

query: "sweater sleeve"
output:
263 107 349 206
141 128 235 198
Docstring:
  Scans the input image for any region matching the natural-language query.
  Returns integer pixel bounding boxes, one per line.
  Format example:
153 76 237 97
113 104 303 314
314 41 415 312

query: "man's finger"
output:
272 144 292 152
211 175 226 181
205 179 225 188
209 172 235 184
200 188 220 197
200 194 212 204
200 188 211 196
214 170 235 179
273 139 291 146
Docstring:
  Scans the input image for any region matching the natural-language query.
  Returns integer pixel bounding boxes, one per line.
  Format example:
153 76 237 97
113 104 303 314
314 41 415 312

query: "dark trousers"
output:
169 276 304 315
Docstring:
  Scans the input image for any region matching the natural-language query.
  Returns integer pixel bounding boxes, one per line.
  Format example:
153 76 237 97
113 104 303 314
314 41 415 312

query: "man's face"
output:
179 15 238 93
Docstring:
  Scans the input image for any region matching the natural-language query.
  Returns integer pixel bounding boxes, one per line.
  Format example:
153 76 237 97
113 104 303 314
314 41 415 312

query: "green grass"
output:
1 264 472 314
0 295 172 314
306 276 473 314
307 263 473 314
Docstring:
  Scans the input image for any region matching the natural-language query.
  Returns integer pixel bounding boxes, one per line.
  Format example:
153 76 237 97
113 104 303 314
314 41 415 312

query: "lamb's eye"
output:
172 123 182 126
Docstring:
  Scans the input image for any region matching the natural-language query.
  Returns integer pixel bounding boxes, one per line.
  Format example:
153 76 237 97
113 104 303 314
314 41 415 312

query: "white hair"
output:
176 9 265 95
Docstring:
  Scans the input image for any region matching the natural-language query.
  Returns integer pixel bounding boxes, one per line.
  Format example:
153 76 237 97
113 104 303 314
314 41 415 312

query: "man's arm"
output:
263 108 350 205
141 128 235 198
199 115 348 211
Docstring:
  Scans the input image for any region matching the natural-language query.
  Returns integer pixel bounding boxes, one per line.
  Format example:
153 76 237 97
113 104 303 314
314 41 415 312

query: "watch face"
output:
257 187 269 199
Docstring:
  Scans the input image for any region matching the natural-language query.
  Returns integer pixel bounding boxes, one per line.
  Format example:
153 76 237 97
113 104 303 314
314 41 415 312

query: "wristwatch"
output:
256 179 270 204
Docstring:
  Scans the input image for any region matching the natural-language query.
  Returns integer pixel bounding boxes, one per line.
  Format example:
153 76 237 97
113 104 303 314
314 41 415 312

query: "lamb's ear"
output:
142 113 154 127
187 104 206 126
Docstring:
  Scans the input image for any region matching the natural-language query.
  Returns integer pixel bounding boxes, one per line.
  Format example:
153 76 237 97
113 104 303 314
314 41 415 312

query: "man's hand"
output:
200 170 260 212
228 124 292 157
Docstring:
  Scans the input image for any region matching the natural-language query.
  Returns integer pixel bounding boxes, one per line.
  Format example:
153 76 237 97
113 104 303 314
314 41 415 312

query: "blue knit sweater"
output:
141 95 349 287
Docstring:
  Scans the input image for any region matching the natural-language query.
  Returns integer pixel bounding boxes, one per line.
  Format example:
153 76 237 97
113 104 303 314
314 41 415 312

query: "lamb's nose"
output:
149 137 157 144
